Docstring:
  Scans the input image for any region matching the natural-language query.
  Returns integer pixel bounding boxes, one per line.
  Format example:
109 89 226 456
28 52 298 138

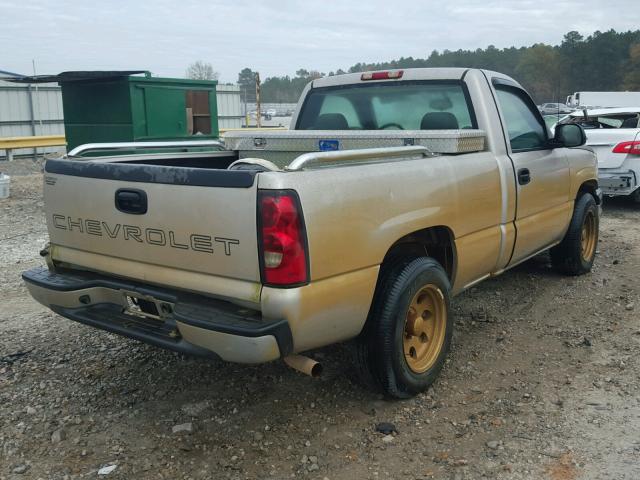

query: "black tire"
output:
353 257 453 399
631 188 640 205
550 193 599 275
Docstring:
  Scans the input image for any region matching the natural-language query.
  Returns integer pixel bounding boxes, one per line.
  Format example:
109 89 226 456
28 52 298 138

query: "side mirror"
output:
553 123 586 148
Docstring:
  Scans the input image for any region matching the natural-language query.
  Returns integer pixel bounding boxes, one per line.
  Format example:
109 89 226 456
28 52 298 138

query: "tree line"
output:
236 30 640 105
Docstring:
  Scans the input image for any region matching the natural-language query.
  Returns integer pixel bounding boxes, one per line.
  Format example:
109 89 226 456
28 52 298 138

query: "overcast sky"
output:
2 0 639 82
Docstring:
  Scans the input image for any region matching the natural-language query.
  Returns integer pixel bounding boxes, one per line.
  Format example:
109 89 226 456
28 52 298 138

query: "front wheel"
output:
550 193 599 275
353 257 453 398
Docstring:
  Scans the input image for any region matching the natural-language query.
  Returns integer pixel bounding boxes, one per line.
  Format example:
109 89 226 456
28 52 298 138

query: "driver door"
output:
493 81 572 265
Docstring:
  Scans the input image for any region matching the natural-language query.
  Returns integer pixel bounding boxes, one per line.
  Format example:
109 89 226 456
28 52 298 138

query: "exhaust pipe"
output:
284 355 322 377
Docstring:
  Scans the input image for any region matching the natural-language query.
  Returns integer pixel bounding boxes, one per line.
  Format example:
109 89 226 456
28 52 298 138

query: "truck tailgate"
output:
43 160 261 299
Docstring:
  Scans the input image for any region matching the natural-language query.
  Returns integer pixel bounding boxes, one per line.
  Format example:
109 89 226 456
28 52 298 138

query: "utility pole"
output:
255 72 261 128
31 59 42 160
243 86 249 127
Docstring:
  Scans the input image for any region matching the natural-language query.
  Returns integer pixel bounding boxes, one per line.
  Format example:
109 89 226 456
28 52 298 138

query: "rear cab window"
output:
296 81 477 131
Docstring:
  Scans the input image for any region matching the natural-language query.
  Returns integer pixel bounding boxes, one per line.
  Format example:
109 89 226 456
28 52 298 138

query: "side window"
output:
495 86 547 151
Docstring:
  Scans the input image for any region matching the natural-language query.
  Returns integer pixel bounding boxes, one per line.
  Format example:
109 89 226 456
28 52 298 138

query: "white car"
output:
556 107 640 202
538 102 573 115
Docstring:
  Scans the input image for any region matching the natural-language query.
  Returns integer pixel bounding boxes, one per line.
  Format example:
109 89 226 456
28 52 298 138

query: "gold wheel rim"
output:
580 210 597 262
403 284 447 374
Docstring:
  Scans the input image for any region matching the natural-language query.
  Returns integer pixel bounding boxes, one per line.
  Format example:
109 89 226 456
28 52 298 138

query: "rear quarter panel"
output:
586 129 640 169
257 151 505 351
258 151 504 289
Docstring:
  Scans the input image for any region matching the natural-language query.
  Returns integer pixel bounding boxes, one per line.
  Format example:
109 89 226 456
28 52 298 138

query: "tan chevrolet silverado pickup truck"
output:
23 68 601 398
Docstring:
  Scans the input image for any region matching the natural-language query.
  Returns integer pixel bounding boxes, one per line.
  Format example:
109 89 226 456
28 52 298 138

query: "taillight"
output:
612 141 640 155
361 70 404 81
258 190 309 286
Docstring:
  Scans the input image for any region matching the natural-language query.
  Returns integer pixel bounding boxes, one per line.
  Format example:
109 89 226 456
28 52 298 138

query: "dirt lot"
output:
1 160 639 480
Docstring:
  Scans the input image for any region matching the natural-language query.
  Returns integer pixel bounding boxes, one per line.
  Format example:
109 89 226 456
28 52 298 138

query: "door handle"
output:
115 188 148 214
517 168 531 185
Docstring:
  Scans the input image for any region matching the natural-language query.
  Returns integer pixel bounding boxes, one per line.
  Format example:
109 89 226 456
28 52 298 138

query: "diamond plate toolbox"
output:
223 129 486 167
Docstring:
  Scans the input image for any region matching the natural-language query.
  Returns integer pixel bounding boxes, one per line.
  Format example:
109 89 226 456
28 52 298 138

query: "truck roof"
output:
308 68 518 89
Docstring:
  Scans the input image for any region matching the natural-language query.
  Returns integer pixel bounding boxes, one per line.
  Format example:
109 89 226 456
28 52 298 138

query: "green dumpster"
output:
59 72 219 150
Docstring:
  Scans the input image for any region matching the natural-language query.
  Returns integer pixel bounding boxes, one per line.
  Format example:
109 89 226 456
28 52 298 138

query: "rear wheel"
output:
631 188 640 205
550 193 599 275
353 257 453 398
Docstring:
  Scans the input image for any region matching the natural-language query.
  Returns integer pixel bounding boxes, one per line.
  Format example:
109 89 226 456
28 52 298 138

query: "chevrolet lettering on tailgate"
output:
52 214 240 255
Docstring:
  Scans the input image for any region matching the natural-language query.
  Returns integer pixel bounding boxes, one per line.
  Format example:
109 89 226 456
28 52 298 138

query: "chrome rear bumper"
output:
22 267 291 364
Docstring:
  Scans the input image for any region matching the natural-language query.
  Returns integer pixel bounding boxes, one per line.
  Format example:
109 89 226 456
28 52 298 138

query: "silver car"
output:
539 102 573 115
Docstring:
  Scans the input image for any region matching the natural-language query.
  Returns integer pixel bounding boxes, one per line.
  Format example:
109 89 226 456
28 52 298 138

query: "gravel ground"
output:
1 159 639 480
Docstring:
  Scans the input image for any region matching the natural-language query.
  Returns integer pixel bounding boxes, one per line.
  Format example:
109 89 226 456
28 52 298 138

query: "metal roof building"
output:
0 69 65 158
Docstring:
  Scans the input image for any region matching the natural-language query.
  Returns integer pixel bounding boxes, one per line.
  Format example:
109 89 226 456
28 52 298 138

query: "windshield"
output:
296 81 476 130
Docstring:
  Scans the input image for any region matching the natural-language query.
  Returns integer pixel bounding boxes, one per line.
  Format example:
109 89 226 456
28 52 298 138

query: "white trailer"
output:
567 91 640 108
